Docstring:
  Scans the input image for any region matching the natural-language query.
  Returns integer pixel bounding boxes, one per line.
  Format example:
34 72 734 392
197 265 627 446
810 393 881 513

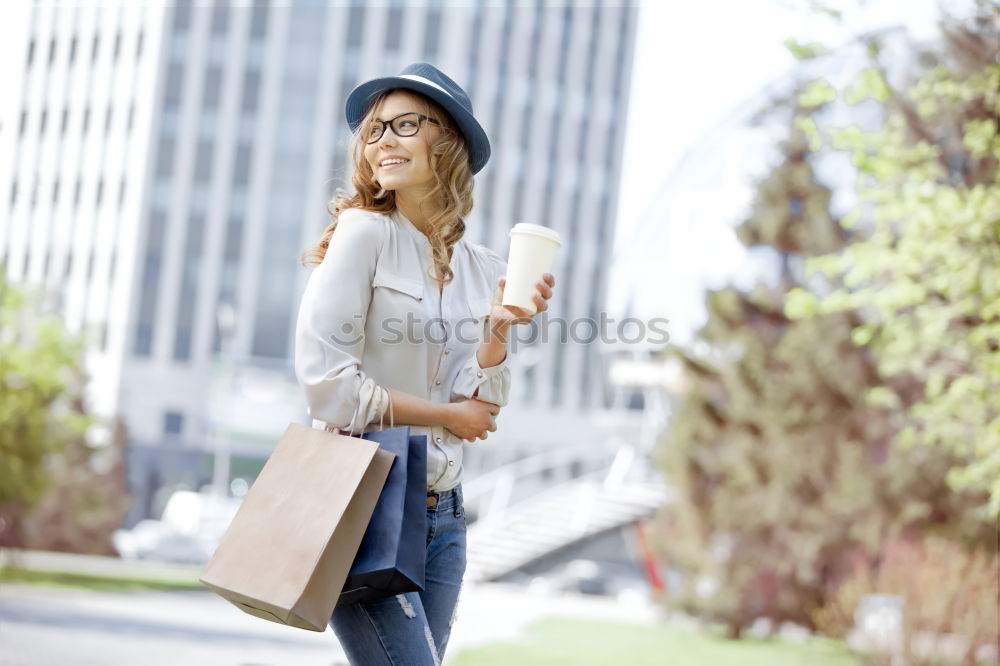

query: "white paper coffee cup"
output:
502 223 561 315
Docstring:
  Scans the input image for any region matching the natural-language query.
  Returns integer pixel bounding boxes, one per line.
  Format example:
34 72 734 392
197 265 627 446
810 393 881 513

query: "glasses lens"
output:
366 121 385 144
391 113 421 137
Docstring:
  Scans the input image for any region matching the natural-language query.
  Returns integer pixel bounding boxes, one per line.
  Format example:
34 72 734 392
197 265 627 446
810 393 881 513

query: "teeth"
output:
381 158 408 166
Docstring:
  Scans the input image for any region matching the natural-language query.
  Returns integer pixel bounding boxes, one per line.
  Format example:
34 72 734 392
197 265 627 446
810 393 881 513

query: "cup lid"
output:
509 223 562 246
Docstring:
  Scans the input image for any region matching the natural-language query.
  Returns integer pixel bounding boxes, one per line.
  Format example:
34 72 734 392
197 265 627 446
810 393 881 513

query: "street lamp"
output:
211 302 237 497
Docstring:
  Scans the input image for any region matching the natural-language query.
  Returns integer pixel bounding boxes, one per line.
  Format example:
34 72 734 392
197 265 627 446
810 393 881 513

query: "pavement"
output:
0 550 662 666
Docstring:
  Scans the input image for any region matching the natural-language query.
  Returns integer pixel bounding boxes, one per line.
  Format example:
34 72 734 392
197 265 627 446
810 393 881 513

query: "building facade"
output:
0 0 638 521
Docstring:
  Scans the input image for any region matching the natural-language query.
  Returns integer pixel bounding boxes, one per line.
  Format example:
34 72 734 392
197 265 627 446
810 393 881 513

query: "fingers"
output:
533 276 554 314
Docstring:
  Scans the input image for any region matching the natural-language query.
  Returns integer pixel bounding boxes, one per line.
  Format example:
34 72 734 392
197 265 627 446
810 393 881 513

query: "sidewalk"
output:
1 550 664 665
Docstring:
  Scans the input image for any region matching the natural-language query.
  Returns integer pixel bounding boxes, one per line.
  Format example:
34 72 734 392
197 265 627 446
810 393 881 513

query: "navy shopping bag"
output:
337 427 427 606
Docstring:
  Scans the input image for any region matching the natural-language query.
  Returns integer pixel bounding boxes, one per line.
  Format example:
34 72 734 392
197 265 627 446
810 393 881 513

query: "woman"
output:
294 62 555 665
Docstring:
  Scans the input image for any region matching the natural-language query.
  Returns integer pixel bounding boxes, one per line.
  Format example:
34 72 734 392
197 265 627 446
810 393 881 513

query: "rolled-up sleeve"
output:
294 210 389 432
453 351 511 407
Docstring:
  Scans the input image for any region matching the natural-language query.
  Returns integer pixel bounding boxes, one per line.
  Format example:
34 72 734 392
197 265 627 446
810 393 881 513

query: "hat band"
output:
398 74 453 99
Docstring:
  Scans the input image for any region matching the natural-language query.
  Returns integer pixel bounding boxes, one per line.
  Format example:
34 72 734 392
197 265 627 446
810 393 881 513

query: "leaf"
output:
784 38 828 60
798 80 838 108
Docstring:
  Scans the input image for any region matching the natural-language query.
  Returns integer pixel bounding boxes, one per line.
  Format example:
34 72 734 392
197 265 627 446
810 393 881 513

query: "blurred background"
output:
0 1 996 665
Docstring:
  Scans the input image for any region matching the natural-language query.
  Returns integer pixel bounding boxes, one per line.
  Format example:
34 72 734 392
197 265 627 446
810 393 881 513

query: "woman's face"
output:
363 90 442 199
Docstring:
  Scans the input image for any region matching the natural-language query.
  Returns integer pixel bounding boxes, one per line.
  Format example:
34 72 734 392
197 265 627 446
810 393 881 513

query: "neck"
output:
395 192 431 235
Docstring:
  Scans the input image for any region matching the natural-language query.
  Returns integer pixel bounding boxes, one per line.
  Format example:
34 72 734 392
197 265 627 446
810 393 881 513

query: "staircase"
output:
465 479 670 583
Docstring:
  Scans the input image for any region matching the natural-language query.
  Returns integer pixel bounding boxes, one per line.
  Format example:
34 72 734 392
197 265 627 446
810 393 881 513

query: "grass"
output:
448 617 861 666
0 566 205 593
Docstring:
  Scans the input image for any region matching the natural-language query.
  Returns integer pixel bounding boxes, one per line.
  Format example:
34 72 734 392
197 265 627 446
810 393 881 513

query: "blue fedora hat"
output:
345 62 491 174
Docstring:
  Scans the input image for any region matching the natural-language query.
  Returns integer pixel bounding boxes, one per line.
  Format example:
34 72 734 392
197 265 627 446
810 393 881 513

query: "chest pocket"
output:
373 271 424 302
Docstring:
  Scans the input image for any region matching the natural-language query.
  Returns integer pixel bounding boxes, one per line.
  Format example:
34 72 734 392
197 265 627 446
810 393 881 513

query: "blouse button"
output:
448 460 455 467
443 348 450 355
435 436 443 444
435 379 442 386
476 371 484 378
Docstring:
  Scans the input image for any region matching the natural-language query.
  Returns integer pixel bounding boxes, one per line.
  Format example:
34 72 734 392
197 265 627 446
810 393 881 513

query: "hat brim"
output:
346 76 491 174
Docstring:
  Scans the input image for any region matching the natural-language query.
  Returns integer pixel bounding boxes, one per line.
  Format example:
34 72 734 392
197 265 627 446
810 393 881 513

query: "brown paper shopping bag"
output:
199 422 395 632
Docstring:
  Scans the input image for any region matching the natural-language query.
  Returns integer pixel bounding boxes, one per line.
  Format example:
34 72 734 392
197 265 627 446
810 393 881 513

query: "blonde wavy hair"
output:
302 90 475 289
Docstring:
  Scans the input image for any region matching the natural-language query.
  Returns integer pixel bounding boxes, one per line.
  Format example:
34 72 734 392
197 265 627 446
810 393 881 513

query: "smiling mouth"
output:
380 158 410 169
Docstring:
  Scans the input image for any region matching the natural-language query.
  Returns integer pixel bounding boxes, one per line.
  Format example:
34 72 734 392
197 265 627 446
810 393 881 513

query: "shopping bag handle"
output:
330 386 394 436
376 388 395 431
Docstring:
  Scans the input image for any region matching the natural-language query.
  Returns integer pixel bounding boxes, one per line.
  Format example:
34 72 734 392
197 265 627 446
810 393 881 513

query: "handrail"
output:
463 440 627 503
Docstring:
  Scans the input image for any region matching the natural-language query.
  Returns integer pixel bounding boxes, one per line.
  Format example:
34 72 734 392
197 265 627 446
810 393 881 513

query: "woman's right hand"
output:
444 399 500 442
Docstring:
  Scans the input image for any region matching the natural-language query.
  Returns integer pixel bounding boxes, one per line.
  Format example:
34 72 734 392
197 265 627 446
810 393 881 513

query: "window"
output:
211 2 229 33
156 137 175 177
164 411 184 436
241 71 260 112
233 144 252 185
194 140 213 181
165 63 184 105
172 0 192 31
203 68 222 108
346 5 364 48
250 3 268 38
385 5 402 50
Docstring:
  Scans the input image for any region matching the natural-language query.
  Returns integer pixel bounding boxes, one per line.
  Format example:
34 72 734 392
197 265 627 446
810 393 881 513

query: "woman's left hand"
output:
489 273 555 327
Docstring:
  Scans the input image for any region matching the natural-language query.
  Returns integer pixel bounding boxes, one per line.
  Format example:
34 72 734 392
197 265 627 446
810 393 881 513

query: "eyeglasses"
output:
365 112 442 144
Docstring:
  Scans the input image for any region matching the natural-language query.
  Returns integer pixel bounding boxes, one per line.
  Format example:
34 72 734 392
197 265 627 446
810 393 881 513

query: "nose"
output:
376 126 396 148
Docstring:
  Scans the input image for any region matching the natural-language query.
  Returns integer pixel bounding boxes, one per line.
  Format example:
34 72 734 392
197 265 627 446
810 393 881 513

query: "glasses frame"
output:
364 112 442 145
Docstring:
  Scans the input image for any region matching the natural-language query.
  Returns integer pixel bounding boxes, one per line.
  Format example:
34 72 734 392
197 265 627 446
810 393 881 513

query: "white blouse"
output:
294 207 511 492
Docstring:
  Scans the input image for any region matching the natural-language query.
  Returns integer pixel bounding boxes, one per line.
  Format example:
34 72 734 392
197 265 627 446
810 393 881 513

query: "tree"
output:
653 15 997 635
786 7 999 517
653 111 990 636
0 275 129 553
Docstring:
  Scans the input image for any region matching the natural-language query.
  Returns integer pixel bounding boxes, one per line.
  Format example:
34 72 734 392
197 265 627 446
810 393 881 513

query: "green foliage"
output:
654 19 997 638
785 39 830 61
0 275 128 552
0 277 90 515
799 80 838 108
786 60 1000 516
450 617 861 666
0 566 202 592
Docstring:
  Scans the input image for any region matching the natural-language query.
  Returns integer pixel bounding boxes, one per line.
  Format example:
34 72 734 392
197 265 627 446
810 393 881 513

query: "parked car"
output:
113 490 242 564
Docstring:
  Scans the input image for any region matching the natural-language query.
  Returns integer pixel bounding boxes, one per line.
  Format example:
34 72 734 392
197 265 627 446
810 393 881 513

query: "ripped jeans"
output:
330 484 467 666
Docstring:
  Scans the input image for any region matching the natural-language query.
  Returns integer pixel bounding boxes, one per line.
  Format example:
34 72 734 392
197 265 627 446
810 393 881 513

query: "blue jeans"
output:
330 484 467 666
